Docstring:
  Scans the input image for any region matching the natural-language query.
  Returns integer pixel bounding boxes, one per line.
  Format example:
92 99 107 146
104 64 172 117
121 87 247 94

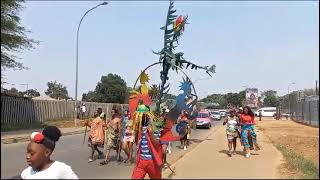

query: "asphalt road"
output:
1 120 222 179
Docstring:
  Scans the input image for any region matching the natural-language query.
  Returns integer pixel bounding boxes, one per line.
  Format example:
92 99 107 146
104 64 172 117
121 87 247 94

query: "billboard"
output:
245 88 258 108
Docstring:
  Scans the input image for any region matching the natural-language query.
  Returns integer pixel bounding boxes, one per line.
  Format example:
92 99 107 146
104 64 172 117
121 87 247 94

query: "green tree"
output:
82 91 96 102
20 88 40 97
149 84 159 100
200 94 227 108
2 87 19 96
263 90 279 107
1 0 38 77
238 90 246 107
303 88 316 96
92 74 127 103
45 81 69 100
224 93 240 107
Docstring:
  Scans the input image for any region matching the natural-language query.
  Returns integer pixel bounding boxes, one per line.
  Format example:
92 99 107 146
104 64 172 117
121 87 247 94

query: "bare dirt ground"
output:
256 117 319 178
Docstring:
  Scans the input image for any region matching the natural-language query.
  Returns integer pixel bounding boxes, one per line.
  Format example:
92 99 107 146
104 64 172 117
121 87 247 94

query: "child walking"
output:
223 109 239 157
122 120 134 164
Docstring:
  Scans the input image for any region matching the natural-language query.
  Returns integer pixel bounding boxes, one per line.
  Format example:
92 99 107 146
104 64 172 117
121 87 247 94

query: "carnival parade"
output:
1 0 319 179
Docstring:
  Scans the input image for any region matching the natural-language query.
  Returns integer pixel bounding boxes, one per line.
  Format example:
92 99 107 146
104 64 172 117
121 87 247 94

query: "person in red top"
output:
131 113 163 179
239 106 260 158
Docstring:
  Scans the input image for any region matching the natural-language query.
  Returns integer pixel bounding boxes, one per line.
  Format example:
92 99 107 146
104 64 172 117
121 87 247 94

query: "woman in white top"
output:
20 126 78 179
223 109 240 157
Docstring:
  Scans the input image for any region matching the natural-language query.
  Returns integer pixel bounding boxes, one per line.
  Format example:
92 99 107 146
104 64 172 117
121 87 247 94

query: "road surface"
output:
1 120 222 179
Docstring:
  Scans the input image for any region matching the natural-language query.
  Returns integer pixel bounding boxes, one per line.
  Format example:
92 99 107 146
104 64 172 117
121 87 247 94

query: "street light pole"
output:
288 82 295 116
74 2 108 126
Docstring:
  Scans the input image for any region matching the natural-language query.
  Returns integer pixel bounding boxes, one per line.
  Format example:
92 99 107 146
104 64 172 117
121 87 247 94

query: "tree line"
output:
199 88 318 110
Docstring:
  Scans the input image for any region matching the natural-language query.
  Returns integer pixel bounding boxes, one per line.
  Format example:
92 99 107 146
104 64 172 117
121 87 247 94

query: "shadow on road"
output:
218 150 244 156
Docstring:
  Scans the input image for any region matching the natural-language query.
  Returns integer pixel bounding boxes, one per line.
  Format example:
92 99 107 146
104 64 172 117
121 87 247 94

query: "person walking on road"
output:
131 113 163 179
239 106 261 158
122 121 134 164
21 126 78 179
80 103 86 119
84 110 105 162
100 108 122 165
223 109 239 157
160 108 172 169
178 111 189 151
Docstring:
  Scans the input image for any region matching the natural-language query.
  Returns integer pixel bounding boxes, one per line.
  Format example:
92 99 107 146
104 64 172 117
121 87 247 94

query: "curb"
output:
163 124 223 178
1 129 89 144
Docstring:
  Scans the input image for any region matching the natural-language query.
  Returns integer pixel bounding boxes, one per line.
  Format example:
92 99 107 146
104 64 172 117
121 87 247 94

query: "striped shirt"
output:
153 128 162 140
140 126 153 160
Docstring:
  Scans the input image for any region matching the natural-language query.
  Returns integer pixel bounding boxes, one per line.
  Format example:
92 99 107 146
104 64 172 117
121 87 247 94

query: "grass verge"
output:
275 144 319 179
1 122 44 132
1 118 90 132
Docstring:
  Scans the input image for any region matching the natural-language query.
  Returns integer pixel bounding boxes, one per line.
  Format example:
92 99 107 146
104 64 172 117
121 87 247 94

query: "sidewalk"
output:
163 124 284 179
1 126 88 144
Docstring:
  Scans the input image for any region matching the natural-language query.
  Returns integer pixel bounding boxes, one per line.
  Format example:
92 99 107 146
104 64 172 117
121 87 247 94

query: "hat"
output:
239 107 243 110
165 109 170 113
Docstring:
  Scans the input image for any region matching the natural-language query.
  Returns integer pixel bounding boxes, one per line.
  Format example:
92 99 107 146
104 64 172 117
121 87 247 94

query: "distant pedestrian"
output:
223 109 239 157
259 110 262 121
81 103 86 119
21 126 78 179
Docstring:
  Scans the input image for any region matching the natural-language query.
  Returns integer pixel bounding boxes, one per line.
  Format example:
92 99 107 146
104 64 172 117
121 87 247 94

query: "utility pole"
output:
316 80 318 96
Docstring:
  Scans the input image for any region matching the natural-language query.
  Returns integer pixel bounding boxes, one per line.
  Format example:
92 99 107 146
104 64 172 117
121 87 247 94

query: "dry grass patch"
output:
256 118 319 178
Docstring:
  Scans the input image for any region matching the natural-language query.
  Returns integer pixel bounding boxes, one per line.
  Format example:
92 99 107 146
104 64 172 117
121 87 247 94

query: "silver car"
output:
210 111 221 121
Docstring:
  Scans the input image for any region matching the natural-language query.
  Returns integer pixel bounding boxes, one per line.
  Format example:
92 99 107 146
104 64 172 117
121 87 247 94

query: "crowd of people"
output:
17 105 261 179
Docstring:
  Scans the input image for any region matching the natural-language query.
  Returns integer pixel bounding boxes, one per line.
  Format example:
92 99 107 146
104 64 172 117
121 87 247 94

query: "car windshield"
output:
212 112 220 115
198 113 209 118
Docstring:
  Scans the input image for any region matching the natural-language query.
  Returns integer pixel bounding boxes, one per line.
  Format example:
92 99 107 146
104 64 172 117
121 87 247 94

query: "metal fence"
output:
1 94 128 124
291 95 319 127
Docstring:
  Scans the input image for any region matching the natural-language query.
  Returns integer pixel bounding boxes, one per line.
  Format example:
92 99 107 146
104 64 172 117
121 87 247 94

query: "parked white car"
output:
255 107 276 117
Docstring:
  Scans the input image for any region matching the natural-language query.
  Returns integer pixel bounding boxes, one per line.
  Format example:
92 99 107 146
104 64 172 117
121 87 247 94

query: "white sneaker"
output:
245 153 250 158
184 146 187 151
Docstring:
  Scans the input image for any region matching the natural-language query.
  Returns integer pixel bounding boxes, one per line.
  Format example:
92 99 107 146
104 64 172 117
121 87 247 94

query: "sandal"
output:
227 151 232 157
99 160 109 166
254 143 261 151
163 163 169 169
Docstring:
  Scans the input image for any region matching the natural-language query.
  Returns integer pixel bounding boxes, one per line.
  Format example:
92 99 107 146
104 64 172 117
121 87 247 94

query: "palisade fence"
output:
1 94 128 124
291 95 319 127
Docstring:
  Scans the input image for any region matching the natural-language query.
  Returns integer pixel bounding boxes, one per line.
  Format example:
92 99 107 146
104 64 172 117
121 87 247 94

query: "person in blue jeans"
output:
239 106 260 158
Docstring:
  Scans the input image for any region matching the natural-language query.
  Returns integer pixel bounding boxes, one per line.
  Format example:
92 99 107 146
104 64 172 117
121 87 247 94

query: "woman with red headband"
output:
20 126 78 179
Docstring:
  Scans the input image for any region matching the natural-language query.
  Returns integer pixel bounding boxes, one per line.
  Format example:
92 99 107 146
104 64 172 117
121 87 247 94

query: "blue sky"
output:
4 1 319 99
